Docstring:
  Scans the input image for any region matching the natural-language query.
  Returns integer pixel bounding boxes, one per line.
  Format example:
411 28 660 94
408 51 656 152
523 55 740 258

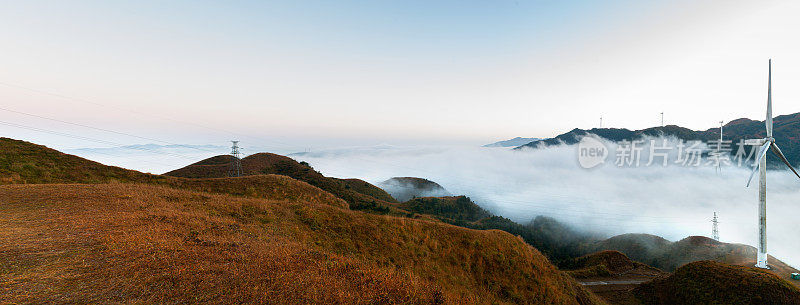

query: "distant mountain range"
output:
483 137 541 147
516 112 800 165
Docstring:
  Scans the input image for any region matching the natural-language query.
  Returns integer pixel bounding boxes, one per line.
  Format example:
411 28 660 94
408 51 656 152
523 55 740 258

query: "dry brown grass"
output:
161 174 349 209
633 260 800 304
163 152 400 213
0 138 394 213
561 251 664 279
0 184 604 304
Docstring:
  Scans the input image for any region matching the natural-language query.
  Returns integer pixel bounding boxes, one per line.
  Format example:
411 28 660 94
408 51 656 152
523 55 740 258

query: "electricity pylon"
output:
228 141 243 177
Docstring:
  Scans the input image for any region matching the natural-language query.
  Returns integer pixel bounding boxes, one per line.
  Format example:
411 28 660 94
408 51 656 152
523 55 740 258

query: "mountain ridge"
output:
516 112 800 165
484 137 541 147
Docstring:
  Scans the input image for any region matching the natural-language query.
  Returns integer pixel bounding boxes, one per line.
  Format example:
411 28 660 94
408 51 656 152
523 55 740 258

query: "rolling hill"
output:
165 152 399 213
398 196 491 223
0 137 162 184
594 234 800 286
397 196 597 264
0 137 605 304
634 260 800 304
0 183 603 304
7 136 800 303
0 138 347 208
560 250 665 305
560 250 663 279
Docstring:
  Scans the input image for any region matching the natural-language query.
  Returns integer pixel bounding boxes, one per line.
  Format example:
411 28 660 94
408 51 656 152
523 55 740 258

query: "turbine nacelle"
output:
744 137 799 187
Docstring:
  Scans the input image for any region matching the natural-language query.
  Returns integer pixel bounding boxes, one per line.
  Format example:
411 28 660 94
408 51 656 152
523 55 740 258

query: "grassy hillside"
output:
165 153 398 213
634 261 800 304
341 178 397 203
560 250 663 279
162 175 348 209
399 196 492 223
397 197 596 264
0 138 351 209
593 234 672 267
0 137 162 184
0 183 603 304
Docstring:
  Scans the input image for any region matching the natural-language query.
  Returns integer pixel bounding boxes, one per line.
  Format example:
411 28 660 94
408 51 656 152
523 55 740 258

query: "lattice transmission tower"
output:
711 212 719 241
228 141 243 177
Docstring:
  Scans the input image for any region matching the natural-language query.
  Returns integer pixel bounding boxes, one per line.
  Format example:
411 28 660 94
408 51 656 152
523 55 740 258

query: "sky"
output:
2 0 800 150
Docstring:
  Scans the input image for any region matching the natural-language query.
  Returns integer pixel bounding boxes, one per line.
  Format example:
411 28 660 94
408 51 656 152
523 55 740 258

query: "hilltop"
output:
0 137 162 184
165 152 399 213
560 250 663 279
560 251 665 305
379 177 451 202
634 261 800 304
515 111 800 165
398 196 491 224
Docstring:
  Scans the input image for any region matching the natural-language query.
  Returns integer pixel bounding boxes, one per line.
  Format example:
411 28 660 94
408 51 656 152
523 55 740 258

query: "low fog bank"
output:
291 137 800 269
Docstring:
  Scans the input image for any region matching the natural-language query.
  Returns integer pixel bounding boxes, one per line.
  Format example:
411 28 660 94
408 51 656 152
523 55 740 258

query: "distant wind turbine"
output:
744 59 800 269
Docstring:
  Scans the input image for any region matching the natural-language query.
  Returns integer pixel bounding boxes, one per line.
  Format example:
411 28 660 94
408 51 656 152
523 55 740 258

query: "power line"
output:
0 81 303 151
0 106 220 154
0 120 206 161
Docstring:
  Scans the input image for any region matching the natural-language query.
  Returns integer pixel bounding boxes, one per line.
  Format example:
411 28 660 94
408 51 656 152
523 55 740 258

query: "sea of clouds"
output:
290 136 800 269
69 137 800 268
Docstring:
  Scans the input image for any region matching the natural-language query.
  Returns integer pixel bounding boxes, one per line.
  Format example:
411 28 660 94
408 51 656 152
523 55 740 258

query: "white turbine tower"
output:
745 59 800 269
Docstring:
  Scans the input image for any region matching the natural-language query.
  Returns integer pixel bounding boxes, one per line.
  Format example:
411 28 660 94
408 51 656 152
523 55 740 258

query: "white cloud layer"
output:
291 138 800 268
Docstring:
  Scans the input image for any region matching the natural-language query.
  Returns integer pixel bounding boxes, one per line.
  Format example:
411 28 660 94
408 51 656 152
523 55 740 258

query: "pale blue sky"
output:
1 0 798 151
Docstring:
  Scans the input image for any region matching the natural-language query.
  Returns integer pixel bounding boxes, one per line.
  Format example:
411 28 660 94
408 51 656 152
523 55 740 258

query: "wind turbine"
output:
744 59 800 269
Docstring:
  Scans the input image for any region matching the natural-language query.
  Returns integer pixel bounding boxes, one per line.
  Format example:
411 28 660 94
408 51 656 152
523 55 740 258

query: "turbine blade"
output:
770 143 800 180
767 59 773 137
746 141 771 187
